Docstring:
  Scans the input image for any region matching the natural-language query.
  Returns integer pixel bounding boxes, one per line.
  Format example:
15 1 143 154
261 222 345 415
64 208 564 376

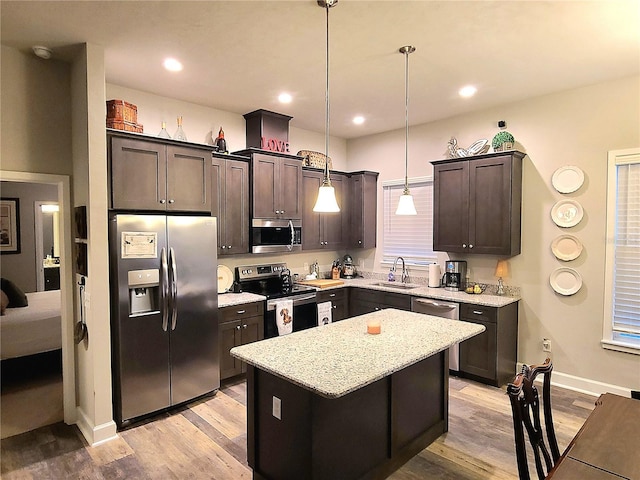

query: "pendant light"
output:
313 0 340 213
396 45 417 215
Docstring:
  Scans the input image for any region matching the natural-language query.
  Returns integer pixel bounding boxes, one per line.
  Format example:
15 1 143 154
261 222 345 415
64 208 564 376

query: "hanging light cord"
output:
403 47 411 194
323 3 332 187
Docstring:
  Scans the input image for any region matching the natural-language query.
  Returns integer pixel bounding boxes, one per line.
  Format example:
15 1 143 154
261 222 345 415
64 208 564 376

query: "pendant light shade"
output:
396 45 417 216
313 0 340 213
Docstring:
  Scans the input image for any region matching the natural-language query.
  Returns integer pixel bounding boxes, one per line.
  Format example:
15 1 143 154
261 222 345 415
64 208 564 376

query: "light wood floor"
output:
0 376 596 479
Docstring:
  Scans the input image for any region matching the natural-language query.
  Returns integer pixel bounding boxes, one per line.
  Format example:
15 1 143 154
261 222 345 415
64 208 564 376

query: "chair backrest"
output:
507 358 560 480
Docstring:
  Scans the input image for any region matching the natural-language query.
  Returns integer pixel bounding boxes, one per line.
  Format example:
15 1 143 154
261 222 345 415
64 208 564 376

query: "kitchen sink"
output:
372 282 420 290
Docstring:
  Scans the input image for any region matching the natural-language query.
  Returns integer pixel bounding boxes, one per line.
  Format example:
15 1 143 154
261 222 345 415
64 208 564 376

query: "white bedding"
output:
1 290 62 360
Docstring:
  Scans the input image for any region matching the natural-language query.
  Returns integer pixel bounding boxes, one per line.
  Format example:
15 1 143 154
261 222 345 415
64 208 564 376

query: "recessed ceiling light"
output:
278 93 293 104
32 45 52 59
353 116 365 125
458 85 477 98
163 58 183 72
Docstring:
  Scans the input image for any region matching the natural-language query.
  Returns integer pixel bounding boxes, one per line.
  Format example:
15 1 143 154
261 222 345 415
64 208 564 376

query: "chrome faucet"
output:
393 257 409 283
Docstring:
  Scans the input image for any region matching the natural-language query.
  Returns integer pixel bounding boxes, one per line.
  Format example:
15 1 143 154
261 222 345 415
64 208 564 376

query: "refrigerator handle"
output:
169 247 178 331
161 247 169 332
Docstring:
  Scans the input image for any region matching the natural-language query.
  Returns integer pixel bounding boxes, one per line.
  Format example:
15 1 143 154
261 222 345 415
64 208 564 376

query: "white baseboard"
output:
76 407 118 446
515 362 632 398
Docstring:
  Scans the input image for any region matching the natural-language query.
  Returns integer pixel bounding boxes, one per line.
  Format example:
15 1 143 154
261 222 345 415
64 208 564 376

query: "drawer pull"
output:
329 293 336 297
237 310 246 314
473 310 483 315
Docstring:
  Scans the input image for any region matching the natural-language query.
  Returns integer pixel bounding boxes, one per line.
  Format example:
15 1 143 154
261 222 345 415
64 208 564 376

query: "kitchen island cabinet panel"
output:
231 310 482 480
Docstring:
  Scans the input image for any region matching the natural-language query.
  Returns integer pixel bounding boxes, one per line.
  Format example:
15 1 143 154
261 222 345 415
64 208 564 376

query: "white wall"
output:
0 181 58 292
105 84 348 171
347 75 640 393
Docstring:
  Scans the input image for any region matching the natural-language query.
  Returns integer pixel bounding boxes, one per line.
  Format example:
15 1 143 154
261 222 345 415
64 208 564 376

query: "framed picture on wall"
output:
0 198 21 254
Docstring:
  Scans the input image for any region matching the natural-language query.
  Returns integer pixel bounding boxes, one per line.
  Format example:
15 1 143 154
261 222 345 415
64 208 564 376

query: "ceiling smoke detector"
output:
32 45 52 59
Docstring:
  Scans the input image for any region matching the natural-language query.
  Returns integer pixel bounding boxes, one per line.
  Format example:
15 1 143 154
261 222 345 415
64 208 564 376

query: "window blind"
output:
382 178 437 266
612 160 640 345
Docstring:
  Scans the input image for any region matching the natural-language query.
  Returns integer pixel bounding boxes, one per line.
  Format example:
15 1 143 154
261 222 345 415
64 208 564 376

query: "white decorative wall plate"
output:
551 199 584 227
552 165 585 193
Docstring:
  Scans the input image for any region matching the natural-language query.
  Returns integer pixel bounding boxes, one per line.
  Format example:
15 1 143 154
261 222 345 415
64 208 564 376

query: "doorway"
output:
0 171 75 434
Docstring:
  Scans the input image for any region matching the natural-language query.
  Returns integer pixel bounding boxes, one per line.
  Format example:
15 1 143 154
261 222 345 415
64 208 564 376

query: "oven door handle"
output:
267 293 317 311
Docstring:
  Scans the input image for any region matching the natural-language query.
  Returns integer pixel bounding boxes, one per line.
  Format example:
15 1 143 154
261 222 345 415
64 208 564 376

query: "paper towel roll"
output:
428 264 441 287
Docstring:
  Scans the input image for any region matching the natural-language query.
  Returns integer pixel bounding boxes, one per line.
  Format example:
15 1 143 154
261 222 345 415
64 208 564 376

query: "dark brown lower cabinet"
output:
458 301 518 387
348 287 411 317
316 288 349 322
219 302 264 380
247 352 447 480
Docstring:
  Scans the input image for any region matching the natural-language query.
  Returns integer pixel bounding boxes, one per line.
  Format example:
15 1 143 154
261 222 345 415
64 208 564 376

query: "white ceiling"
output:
2 1 639 139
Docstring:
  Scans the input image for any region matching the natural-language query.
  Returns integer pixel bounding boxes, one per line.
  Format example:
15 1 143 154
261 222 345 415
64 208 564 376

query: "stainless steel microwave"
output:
251 219 302 254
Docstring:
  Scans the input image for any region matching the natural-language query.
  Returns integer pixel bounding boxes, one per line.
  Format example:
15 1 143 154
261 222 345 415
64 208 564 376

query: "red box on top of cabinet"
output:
106 99 138 124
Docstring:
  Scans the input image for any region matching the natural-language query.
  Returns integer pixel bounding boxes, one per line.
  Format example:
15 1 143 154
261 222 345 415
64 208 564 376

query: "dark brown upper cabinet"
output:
108 131 211 213
432 151 524 256
348 171 379 249
211 153 250 256
301 169 349 250
234 149 303 220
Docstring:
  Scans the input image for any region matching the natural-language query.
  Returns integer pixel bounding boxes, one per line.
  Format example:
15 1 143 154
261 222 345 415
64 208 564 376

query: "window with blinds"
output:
603 149 640 354
382 177 437 266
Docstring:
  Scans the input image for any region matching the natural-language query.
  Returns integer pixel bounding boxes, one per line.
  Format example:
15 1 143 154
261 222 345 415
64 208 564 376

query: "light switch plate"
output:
272 396 281 420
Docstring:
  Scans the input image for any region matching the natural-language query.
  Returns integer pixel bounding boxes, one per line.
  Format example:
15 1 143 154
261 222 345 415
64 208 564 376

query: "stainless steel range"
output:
235 263 317 338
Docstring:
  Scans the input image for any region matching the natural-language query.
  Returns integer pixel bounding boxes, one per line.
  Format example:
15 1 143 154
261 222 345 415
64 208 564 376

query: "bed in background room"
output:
1 289 62 361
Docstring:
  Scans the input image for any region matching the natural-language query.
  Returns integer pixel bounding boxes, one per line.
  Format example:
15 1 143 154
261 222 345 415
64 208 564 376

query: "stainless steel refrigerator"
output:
109 213 219 427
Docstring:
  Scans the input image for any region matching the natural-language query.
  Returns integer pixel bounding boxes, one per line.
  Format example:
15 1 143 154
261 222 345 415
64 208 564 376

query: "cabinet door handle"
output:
160 199 166 204
242 324 248 329
329 293 336 297
236 325 241 330
358 240 362 245
332 305 337 309
473 310 483 315
281 210 285 214
462 243 467 248
236 310 246 314
221 245 226 249
469 244 474 249
228 245 232 249
375 307 380 311
168 199 175 204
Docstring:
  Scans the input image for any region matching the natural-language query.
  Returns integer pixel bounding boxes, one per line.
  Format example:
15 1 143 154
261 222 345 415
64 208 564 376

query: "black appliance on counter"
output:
236 263 317 338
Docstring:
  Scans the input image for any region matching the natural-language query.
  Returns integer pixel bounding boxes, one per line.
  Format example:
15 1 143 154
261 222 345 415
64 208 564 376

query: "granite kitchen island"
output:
231 309 485 480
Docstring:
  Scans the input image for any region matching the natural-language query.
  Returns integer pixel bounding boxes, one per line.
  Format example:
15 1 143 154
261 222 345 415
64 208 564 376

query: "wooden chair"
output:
507 358 560 480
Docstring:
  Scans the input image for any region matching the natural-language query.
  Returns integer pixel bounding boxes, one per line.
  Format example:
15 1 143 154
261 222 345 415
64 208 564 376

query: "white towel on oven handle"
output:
317 301 332 326
275 299 294 336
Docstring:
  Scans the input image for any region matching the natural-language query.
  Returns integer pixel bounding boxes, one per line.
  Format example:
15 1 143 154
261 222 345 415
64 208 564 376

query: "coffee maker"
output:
342 254 355 279
444 260 467 291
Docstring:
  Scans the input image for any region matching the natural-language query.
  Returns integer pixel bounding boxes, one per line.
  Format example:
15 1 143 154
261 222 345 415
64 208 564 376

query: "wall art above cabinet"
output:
431 150 525 256
108 130 212 213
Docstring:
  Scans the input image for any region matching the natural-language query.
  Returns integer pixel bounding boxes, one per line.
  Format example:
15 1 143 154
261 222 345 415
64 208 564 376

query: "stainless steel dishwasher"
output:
411 297 461 373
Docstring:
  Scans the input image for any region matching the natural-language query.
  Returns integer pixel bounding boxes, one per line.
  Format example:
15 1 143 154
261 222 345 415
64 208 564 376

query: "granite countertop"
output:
218 292 266 308
231 309 485 399
315 277 520 307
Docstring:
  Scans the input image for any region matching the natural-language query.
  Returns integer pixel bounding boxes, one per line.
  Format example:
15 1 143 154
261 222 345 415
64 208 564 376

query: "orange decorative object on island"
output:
367 318 381 335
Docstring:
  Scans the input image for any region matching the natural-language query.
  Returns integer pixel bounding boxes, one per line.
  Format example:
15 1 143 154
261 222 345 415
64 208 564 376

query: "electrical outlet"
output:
272 396 281 420
542 338 551 352
303 262 309 272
